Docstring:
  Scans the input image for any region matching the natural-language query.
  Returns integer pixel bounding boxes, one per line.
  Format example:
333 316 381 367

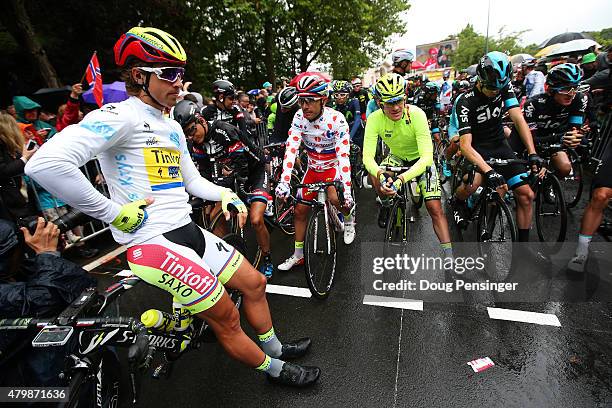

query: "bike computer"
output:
32 326 74 347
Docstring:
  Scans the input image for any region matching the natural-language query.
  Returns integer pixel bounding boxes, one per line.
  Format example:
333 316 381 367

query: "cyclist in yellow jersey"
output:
363 73 453 259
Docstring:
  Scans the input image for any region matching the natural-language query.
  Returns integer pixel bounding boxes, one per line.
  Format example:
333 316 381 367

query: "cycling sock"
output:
576 234 592 257
518 229 529 242
255 354 284 377
294 241 304 258
257 326 282 357
440 242 453 259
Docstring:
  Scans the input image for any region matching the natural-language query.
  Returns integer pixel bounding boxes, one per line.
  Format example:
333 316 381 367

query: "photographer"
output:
0 112 38 223
0 218 96 386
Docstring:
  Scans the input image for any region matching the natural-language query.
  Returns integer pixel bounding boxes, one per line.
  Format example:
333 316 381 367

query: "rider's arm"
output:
232 106 265 161
24 107 132 223
397 108 434 182
278 111 303 184
349 99 362 141
508 107 536 155
362 110 382 177
177 125 228 201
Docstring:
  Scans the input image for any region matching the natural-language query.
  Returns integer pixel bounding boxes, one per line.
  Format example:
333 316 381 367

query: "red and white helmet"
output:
296 75 329 98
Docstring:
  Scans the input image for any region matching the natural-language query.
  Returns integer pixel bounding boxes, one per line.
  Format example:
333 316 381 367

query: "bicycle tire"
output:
476 192 517 281
435 140 450 185
560 148 583 208
535 173 567 250
384 197 407 242
304 206 337 299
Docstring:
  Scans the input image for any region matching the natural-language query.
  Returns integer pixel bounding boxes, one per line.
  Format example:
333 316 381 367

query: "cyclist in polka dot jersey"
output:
276 75 356 271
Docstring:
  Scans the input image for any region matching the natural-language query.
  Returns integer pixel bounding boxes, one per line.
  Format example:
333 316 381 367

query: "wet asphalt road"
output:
81 181 612 408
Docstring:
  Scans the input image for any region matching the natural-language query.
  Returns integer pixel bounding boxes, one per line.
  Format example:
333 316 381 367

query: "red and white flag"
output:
85 52 104 107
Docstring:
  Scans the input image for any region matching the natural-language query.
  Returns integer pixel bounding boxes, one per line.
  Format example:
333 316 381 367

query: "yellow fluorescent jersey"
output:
362 105 434 181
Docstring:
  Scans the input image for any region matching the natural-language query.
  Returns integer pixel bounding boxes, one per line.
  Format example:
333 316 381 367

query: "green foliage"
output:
0 0 410 98
451 24 542 70
588 27 612 48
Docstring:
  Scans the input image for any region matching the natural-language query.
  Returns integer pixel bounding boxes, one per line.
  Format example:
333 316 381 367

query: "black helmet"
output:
278 86 298 109
546 63 583 89
212 79 236 97
171 100 199 128
477 51 513 90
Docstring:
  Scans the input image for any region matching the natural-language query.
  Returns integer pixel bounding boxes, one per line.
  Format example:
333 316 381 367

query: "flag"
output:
85 52 104 107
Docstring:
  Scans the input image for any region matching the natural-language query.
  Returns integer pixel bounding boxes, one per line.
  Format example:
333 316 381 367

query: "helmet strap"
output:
140 72 166 109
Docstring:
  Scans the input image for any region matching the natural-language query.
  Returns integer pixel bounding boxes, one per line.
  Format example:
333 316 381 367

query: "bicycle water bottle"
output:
467 186 483 209
141 309 176 332
173 301 193 352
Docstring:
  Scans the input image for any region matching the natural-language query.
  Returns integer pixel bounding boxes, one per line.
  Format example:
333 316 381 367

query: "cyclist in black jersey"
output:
509 63 588 178
452 51 542 242
173 100 275 279
350 77 369 118
270 87 299 143
329 80 363 147
417 82 442 143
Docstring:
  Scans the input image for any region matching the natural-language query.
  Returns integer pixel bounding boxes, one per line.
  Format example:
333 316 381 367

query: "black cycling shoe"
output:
377 205 390 228
279 337 311 360
267 362 321 388
451 199 469 229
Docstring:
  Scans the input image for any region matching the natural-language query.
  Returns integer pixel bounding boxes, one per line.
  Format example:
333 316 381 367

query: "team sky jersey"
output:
447 93 464 138
363 105 434 182
365 99 380 118
330 98 362 140
456 85 519 148
25 97 228 245
521 92 587 143
281 107 352 196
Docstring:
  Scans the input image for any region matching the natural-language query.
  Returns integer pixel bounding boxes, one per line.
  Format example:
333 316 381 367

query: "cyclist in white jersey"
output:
25 27 319 387
275 74 355 270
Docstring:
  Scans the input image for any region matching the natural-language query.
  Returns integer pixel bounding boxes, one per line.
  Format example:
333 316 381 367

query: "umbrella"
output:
535 43 561 58
545 39 600 57
30 86 72 112
83 81 128 105
510 54 535 64
538 32 593 48
466 64 478 76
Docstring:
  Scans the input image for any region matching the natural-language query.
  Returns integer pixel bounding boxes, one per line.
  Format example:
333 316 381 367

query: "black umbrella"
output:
538 32 593 49
30 86 72 113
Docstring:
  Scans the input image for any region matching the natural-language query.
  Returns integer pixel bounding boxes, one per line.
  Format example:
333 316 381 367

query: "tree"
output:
588 27 612 49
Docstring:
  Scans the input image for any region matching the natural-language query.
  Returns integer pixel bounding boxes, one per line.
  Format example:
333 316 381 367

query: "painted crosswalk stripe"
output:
265 284 312 298
363 295 424 311
83 245 127 271
487 307 561 327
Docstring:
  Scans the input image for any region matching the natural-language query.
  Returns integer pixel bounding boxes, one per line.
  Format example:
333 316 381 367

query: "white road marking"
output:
83 245 127 271
265 284 312 298
487 307 561 327
362 295 424 311
115 270 134 277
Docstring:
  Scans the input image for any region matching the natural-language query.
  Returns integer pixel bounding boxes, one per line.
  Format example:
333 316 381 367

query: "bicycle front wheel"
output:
477 192 517 281
385 198 407 242
535 173 567 250
304 206 337 299
559 148 583 208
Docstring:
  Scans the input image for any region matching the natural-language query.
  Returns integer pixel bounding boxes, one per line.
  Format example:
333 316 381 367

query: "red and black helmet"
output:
114 27 187 67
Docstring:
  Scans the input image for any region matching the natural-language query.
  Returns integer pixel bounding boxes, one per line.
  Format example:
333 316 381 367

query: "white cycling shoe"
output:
278 254 304 271
567 255 587 273
344 221 356 244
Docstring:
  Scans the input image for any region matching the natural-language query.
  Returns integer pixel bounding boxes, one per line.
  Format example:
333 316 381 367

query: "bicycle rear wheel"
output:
535 174 567 251
385 198 407 242
559 148 583 208
477 192 517 281
304 206 337 299
435 140 450 185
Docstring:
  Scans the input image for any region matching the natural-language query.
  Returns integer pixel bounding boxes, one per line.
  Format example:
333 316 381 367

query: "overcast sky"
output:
387 0 611 59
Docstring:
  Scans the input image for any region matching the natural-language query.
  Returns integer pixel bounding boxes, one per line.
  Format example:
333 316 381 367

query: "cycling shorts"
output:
467 141 529 189
127 221 244 314
217 162 272 205
381 154 441 201
298 167 339 201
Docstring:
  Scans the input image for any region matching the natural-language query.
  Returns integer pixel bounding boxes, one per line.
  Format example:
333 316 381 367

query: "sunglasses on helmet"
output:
138 66 185 83
333 93 349 99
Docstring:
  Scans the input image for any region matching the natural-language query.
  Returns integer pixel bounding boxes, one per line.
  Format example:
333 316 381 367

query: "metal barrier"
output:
26 158 110 247
255 121 269 147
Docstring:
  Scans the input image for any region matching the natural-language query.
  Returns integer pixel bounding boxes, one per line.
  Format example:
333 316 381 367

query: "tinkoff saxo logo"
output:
143 147 184 191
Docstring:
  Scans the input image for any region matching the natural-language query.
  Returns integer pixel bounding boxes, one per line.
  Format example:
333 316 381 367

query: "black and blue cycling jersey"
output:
330 98 362 143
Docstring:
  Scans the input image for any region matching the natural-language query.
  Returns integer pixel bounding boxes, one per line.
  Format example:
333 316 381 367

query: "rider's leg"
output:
425 199 451 243
550 151 572 178
250 201 270 254
574 187 612 257
454 172 481 201
513 184 535 242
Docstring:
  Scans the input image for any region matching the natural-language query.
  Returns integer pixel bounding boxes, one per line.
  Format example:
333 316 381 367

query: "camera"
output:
18 209 94 235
